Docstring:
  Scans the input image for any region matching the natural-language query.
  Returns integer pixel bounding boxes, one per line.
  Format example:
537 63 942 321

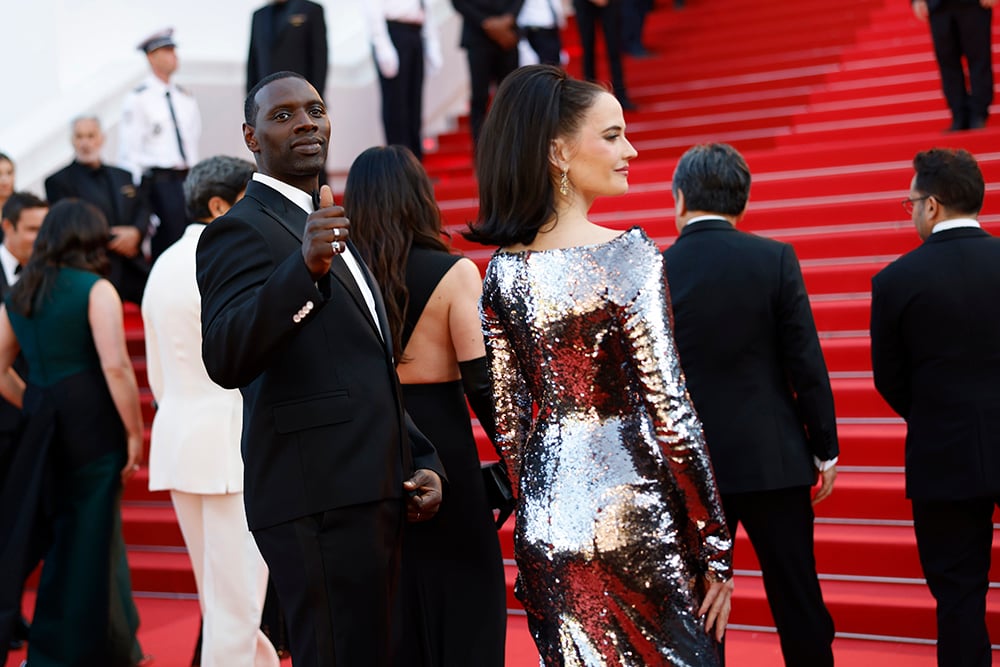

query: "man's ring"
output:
332 241 342 253
416 512 421 519
333 227 340 240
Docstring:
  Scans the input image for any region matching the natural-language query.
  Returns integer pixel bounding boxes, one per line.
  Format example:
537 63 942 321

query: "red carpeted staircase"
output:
427 0 1000 654
38 0 999 662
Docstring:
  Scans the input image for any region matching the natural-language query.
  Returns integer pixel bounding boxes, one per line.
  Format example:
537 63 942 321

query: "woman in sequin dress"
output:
465 64 734 666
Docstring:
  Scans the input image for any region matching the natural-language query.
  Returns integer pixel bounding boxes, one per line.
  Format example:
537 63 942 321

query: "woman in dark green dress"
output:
0 199 146 667
345 146 507 667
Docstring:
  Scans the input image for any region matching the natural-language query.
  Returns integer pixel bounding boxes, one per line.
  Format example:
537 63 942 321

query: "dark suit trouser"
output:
572 0 628 99
253 499 405 667
621 0 652 52
145 172 188 262
465 41 519 147
379 22 425 161
722 486 834 667
911 496 998 667
523 27 562 66
929 3 993 127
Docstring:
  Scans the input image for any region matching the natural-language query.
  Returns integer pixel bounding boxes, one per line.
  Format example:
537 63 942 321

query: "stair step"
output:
121 503 184 548
106 0 1000 646
498 560 1000 642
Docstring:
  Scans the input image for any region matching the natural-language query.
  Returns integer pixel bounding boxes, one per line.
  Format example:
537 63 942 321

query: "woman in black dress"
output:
344 145 506 667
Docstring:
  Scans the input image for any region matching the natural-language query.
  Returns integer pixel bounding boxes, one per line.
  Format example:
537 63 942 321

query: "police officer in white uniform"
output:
118 28 201 261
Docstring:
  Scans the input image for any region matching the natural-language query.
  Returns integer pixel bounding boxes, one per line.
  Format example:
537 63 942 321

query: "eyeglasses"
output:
901 195 931 214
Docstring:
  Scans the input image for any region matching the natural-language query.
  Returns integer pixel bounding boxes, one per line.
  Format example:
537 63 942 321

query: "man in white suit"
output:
141 156 279 667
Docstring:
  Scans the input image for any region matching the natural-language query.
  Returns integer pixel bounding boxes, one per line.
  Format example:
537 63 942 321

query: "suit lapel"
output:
346 241 394 359
329 252 385 344
245 181 386 346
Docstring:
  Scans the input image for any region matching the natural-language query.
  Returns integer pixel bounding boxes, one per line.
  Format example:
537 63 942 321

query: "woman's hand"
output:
121 433 143 484
699 577 734 642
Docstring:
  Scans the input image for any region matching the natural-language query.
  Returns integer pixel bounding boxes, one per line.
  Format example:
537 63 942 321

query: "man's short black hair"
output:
913 148 984 216
672 143 751 217
2 191 48 227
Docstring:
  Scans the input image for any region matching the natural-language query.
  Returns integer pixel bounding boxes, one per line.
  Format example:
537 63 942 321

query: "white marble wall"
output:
0 0 468 193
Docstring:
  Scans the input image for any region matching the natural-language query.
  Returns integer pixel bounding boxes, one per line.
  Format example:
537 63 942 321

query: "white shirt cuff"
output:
814 456 838 471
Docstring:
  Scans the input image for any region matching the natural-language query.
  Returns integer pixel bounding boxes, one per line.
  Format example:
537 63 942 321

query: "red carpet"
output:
16 0 1000 662
4 593 939 666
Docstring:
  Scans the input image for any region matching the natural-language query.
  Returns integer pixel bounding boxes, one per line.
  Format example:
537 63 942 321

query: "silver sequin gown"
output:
481 227 733 666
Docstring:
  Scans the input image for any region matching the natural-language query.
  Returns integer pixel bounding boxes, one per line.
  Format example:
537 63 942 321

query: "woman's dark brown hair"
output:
342 145 449 360
9 198 110 317
464 64 607 247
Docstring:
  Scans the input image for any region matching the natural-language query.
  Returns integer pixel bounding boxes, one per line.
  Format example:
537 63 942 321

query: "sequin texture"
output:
481 227 732 666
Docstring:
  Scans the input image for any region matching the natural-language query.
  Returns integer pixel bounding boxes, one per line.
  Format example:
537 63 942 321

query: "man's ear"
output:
673 189 687 217
207 195 232 220
243 123 259 154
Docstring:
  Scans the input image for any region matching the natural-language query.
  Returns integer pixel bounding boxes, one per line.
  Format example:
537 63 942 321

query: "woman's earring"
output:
559 171 569 196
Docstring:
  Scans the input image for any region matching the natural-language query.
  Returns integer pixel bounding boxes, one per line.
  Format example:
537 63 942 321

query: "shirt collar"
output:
144 74 172 94
684 215 732 227
931 218 981 234
0 244 20 286
252 172 314 213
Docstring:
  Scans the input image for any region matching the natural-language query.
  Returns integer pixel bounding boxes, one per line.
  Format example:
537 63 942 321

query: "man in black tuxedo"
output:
0 192 46 658
45 116 151 305
246 0 328 95
911 0 995 131
871 148 1000 667
450 0 524 146
196 71 445 667
664 143 838 667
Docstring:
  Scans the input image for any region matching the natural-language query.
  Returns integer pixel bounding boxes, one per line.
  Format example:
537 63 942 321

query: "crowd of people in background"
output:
0 1 997 667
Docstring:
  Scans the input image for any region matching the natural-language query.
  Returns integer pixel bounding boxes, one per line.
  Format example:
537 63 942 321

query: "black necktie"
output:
164 90 188 166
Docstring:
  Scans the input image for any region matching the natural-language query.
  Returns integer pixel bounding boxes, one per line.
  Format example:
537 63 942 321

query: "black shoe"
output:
674 0 685 7
9 615 29 649
969 114 987 130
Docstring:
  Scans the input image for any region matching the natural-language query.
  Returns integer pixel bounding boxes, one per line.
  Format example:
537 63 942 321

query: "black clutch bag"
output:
481 461 516 529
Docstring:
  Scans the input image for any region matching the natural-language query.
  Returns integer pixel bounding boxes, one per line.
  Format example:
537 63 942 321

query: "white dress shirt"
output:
364 0 442 79
0 245 21 287
252 173 384 339
932 217 981 234
118 74 202 183
519 0 565 28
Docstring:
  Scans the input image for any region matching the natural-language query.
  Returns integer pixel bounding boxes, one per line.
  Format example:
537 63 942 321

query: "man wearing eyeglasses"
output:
871 147 1000 667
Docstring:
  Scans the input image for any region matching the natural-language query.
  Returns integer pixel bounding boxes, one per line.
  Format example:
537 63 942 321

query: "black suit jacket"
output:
451 0 525 48
196 180 444 530
247 0 328 95
664 219 839 494
45 161 150 304
871 226 1000 500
